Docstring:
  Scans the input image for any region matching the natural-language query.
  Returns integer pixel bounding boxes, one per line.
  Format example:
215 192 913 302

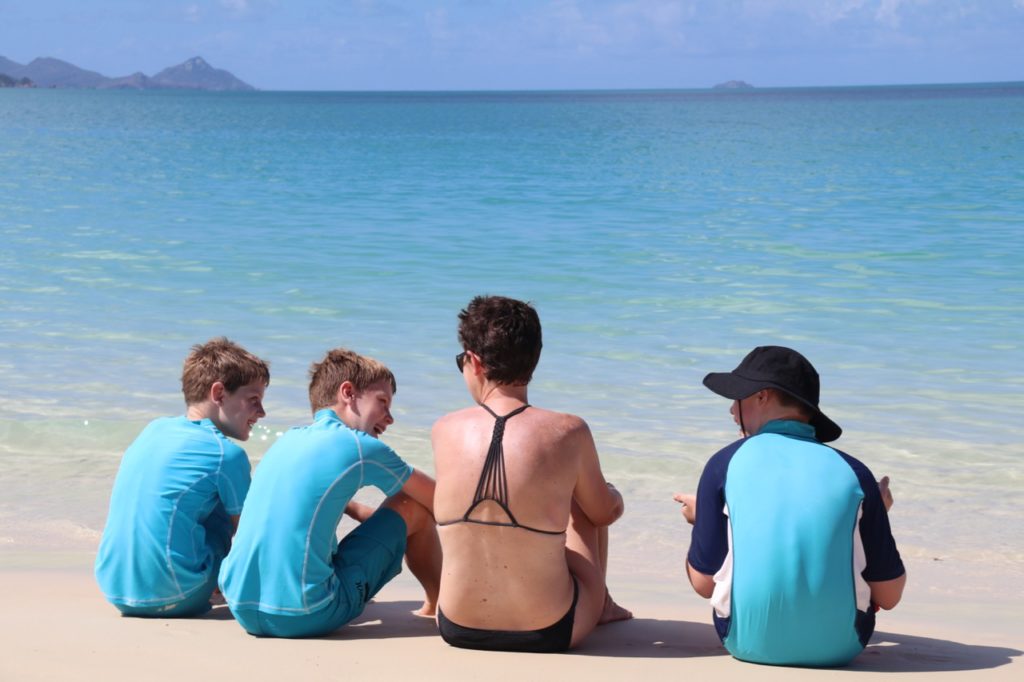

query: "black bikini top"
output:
438 403 566 536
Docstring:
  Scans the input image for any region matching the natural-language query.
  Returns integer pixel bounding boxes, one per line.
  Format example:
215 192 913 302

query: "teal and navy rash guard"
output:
687 420 904 667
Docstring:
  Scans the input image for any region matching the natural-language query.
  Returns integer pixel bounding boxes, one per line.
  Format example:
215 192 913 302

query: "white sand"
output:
2 551 1021 682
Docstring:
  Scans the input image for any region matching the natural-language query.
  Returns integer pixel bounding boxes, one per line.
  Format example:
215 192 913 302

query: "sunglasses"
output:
455 351 468 372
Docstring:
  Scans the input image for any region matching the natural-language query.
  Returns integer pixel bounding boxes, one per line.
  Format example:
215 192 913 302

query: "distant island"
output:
713 80 754 89
0 56 254 91
0 73 35 88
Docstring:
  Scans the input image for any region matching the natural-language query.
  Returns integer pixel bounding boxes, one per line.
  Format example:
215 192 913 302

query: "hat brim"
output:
702 372 843 443
703 372 765 400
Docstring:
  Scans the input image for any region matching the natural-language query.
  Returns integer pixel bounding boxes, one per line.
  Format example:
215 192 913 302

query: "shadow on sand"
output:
204 600 1022 672
581 620 1021 672
576 617 726 658
328 600 440 640
845 630 1021 673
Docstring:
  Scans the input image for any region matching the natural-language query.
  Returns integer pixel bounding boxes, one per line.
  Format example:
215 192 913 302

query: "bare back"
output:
433 403 593 630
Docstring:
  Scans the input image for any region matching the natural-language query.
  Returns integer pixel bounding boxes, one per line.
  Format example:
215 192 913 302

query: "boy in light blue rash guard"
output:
219 348 441 638
95 338 269 617
675 346 906 667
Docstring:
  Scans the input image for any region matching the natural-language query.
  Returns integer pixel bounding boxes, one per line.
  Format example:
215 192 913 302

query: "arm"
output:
868 573 906 610
673 492 715 598
867 474 903 608
687 561 716 599
677 444 736 601
400 468 437 516
571 418 624 527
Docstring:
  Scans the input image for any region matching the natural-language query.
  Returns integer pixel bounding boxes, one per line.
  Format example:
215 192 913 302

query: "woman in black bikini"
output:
432 295 631 652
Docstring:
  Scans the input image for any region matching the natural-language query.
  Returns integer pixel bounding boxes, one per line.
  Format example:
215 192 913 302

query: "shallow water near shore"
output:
1 86 1022 610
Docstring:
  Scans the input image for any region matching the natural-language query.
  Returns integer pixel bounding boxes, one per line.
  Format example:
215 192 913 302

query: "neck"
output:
477 382 528 409
186 402 213 422
749 410 809 435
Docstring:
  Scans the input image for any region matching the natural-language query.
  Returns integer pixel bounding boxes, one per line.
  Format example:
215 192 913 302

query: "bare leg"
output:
344 500 375 522
595 524 631 625
382 492 442 617
565 500 632 647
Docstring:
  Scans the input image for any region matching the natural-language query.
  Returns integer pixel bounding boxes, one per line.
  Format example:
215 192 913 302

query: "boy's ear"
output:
336 381 356 406
210 381 227 404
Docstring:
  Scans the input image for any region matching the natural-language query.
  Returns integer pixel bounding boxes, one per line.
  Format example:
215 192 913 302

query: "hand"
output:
673 493 696 525
878 476 894 512
209 588 226 606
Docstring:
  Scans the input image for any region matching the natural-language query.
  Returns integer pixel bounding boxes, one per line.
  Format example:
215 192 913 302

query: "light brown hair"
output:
308 348 397 413
181 337 270 405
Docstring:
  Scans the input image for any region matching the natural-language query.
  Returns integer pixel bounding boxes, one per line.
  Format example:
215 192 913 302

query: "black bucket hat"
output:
702 346 842 442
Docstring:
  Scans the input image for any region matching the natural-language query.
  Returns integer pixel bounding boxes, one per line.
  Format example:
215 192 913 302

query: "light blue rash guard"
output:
687 420 904 667
95 417 251 608
219 409 413 617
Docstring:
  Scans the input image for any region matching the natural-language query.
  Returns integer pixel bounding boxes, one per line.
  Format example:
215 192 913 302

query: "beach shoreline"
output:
3 550 1020 681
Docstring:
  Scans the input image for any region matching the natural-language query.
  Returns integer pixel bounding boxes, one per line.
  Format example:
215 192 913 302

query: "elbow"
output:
687 561 715 599
874 591 903 611
869 572 907 611
595 495 625 527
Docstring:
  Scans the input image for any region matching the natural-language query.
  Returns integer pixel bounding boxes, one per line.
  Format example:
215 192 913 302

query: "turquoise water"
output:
1 85 1022 588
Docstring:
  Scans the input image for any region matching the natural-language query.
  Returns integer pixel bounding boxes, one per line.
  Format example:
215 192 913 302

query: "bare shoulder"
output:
528 407 593 442
431 407 477 434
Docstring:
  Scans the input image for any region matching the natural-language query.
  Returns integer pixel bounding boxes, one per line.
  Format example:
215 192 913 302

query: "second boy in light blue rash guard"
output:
220 409 412 620
219 348 441 638
677 346 905 667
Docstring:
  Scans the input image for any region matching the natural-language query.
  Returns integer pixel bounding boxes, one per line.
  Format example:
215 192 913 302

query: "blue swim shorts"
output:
234 507 407 638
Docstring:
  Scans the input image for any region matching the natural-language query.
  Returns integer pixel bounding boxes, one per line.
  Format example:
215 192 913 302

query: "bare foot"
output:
598 589 632 625
412 601 437 618
344 500 375 522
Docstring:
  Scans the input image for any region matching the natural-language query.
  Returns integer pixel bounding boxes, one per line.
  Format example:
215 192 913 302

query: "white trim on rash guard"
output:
851 503 871 612
710 502 734 619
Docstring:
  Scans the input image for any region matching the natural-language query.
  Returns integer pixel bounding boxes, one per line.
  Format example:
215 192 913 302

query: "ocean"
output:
1 84 1022 595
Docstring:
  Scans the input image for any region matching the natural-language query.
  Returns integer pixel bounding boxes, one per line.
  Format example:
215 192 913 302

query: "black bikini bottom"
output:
437 577 579 653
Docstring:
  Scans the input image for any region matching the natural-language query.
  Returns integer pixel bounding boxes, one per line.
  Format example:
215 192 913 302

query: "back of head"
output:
181 337 270 405
308 348 397 414
458 295 542 386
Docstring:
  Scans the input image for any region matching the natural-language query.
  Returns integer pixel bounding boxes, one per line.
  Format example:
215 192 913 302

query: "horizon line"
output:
7 79 1023 94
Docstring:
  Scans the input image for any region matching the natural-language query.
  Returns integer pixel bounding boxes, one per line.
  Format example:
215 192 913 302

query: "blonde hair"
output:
308 348 396 413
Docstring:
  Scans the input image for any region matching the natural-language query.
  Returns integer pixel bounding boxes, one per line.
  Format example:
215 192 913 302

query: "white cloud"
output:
184 3 201 23
875 0 906 27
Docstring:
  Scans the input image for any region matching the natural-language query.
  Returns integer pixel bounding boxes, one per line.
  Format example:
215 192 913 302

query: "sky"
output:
2 0 1023 90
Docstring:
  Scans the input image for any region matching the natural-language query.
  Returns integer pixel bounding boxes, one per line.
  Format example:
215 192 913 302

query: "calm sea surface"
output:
1 85 1022 589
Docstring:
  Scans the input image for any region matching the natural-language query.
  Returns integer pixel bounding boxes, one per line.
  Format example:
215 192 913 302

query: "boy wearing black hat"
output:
675 346 906 667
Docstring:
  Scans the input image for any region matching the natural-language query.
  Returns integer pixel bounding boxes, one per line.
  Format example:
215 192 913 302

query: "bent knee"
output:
382 492 432 534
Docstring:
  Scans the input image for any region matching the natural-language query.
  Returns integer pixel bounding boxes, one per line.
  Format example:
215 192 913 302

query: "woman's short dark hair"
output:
458 295 542 386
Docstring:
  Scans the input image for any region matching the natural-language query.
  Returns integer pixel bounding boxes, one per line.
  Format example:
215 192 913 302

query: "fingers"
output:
673 493 697 525
878 476 894 512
